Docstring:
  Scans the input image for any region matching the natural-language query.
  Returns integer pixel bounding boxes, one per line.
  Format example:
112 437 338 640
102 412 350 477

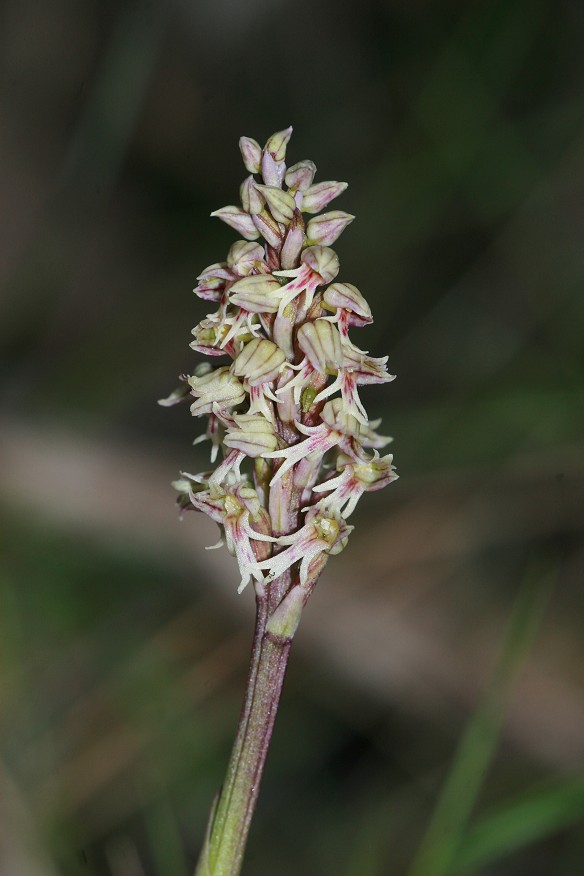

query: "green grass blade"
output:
145 794 189 876
452 777 584 873
407 555 556 876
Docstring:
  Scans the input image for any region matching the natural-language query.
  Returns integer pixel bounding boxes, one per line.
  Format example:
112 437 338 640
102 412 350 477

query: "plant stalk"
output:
194 586 295 876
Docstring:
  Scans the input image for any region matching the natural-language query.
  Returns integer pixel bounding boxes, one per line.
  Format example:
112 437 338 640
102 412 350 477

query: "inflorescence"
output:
160 127 398 595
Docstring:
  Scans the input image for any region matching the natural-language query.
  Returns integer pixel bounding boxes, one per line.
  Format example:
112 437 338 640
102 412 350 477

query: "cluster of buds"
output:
161 127 397 599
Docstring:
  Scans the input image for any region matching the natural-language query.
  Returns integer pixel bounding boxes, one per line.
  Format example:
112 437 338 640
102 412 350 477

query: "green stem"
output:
194 588 295 876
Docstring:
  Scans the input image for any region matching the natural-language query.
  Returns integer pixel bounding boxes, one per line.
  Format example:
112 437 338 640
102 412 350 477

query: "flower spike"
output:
161 127 397 595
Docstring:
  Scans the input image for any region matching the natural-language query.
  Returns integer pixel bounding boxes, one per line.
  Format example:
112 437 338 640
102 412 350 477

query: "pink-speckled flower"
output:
253 507 353 586
161 125 397 595
312 452 398 518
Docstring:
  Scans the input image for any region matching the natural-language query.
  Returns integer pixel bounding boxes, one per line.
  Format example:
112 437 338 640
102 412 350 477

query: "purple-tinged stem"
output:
194 584 294 876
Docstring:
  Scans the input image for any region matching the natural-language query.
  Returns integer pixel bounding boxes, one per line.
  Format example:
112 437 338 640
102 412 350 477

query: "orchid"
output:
160 127 398 876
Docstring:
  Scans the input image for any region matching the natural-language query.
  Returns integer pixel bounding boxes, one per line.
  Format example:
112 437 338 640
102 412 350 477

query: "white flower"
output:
312 339 395 424
223 413 278 457
189 480 277 593
188 367 246 417
265 399 363 484
253 508 353 586
273 246 339 315
312 453 398 518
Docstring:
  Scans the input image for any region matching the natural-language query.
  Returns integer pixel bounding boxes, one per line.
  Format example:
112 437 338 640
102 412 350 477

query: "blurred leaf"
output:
61 0 166 198
407 554 556 876
146 794 189 876
452 777 584 874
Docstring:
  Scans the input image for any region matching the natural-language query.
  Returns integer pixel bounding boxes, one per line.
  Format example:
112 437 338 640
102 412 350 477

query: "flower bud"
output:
323 282 371 321
285 160 317 192
229 274 283 313
233 338 286 384
188 367 246 416
265 126 293 162
301 181 348 214
320 398 361 437
306 211 355 246
280 210 305 270
255 185 296 224
223 413 278 457
226 240 265 276
297 320 343 373
239 136 262 174
302 245 340 284
210 206 260 240
240 175 265 214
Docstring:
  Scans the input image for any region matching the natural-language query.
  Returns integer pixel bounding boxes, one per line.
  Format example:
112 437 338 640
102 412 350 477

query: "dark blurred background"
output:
1 1 584 874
